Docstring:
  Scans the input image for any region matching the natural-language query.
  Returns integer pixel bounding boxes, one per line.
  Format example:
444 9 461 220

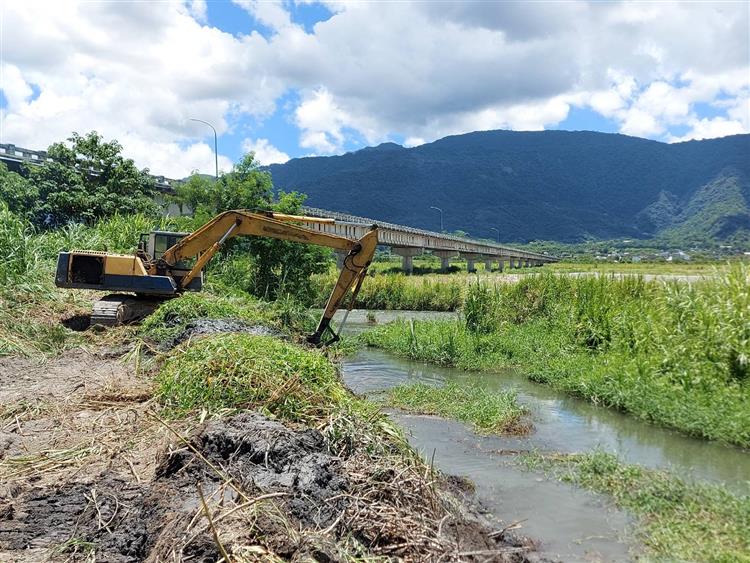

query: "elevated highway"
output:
300 207 556 272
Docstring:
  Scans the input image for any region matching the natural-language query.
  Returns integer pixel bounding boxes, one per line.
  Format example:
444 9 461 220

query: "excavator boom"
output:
157 210 377 346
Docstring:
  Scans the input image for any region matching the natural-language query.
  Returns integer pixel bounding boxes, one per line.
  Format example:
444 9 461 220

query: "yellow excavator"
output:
54 210 378 345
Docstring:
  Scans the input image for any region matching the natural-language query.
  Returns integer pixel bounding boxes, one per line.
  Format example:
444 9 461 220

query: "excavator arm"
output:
158 210 378 345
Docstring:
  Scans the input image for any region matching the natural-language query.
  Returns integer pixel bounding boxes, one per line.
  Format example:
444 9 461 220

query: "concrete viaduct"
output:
299 207 557 272
0 143 558 272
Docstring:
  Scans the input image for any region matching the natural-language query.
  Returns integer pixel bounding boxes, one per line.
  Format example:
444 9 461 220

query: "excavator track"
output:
90 295 164 327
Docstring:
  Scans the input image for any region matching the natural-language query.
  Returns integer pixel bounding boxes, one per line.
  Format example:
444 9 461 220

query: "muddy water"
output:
336 310 750 560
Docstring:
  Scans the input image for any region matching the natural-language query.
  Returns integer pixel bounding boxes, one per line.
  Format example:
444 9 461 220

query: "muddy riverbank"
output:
0 340 540 562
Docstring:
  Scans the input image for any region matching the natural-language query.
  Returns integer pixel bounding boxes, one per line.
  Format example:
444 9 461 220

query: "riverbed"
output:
334 309 750 561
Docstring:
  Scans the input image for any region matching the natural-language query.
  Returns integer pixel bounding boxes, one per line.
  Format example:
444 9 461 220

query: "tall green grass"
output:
0 206 184 357
521 451 750 562
363 269 750 446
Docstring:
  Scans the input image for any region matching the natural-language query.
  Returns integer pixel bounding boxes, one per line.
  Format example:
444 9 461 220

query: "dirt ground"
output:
0 343 542 562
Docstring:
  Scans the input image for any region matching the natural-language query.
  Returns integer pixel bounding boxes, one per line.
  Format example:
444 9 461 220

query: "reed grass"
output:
311 270 464 311
521 450 750 562
363 268 750 446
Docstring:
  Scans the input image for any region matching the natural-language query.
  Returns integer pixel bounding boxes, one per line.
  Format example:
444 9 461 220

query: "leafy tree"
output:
24 132 159 228
175 152 331 302
243 191 331 302
0 163 37 216
175 154 274 222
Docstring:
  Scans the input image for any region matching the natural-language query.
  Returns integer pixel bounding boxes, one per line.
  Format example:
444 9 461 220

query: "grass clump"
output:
520 451 750 562
158 333 345 421
389 382 530 434
364 267 750 446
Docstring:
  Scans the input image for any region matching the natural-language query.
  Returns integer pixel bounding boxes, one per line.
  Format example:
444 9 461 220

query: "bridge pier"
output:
461 252 480 273
484 258 494 272
432 250 458 273
496 259 504 272
392 246 423 274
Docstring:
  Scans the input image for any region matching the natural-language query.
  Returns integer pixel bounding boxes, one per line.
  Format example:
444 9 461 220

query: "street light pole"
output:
429 206 444 232
489 227 500 243
189 118 218 179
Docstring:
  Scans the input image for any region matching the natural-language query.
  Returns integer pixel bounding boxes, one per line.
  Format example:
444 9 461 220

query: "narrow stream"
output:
333 310 750 561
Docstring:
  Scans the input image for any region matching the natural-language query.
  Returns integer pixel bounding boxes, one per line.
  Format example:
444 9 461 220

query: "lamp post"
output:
429 206 444 232
489 227 500 243
189 118 218 179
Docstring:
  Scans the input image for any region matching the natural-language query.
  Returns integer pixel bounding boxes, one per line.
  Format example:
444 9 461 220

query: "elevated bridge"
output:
0 143 179 192
300 207 556 272
1 143 557 272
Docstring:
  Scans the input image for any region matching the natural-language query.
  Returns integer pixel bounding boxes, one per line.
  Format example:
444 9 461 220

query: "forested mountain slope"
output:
268 130 750 245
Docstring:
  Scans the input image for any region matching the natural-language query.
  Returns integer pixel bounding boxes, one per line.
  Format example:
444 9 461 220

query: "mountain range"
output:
267 130 750 246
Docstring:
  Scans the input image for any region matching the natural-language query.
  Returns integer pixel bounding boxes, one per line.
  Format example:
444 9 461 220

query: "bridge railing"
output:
301 206 555 262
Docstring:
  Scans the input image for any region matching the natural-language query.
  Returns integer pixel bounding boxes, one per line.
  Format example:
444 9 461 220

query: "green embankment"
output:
521 451 750 562
362 269 750 447
312 269 464 311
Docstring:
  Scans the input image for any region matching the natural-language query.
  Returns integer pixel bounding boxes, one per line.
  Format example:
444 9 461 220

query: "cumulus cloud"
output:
0 1 277 175
1 0 748 175
242 137 290 164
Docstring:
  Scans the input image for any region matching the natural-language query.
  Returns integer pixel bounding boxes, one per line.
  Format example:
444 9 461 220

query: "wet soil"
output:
1 411 539 562
160 318 286 349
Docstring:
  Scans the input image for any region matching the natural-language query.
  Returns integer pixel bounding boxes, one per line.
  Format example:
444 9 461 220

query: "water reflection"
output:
343 345 750 493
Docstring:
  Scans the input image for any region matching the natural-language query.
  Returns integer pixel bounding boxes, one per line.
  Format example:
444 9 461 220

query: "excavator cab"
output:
141 231 202 289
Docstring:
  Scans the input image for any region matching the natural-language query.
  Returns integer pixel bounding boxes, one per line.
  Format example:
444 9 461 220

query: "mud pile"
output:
0 412 537 562
161 318 285 349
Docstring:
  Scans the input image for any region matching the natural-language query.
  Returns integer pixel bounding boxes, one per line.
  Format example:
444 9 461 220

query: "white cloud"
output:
120 136 233 178
669 117 747 143
241 137 290 164
404 137 425 148
1 0 748 174
294 87 354 154
0 1 279 176
185 0 207 23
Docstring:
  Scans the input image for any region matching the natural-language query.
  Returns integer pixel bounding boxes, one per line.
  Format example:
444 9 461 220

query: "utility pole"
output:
189 118 218 179
429 206 444 232
490 227 500 243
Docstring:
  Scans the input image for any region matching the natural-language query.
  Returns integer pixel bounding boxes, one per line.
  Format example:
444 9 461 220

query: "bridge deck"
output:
1 142 557 268
300 207 556 264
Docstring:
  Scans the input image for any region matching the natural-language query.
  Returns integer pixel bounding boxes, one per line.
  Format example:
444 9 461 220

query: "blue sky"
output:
1 1 748 177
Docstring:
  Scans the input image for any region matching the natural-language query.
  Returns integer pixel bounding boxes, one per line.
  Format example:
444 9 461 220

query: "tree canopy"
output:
0 132 159 228
174 153 331 302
